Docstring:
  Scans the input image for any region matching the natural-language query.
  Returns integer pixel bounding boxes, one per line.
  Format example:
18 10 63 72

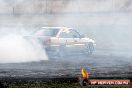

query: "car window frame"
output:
59 29 81 38
59 30 74 38
69 29 81 38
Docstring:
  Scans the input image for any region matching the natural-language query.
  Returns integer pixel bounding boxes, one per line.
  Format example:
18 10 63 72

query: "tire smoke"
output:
0 30 48 63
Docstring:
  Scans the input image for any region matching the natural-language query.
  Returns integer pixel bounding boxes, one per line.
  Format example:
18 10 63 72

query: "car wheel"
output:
84 42 94 55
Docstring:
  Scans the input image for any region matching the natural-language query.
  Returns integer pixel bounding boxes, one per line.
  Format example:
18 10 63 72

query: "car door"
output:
58 30 75 53
69 29 85 53
58 29 83 54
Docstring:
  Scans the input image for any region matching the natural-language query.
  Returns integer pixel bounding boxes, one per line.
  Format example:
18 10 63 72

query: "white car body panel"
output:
32 27 96 55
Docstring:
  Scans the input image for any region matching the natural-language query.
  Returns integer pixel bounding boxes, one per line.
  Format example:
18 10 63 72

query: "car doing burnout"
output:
29 27 96 57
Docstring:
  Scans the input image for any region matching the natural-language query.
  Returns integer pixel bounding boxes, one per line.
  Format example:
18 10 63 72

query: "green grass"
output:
0 78 131 88
7 80 131 88
8 83 131 88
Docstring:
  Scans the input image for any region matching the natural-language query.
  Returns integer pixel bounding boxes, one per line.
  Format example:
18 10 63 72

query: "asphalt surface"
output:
0 49 132 78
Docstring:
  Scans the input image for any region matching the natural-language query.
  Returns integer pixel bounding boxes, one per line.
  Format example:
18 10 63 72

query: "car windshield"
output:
36 28 59 37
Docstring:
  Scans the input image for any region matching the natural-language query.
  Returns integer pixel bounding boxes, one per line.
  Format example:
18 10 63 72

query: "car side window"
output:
59 29 81 38
59 32 73 38
70 30 80 38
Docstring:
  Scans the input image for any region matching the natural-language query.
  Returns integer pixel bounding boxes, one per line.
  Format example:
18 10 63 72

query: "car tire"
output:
84 42 94 55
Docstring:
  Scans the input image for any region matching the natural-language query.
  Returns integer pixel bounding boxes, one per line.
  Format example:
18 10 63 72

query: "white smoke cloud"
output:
0 28 48 63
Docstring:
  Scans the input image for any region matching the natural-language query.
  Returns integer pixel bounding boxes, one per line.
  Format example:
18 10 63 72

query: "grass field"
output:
0 78 131 88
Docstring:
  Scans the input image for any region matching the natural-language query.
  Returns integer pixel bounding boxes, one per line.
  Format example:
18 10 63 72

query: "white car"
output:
31 27 96 56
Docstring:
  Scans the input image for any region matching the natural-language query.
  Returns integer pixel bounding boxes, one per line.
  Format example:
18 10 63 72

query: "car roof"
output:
41 27 73 30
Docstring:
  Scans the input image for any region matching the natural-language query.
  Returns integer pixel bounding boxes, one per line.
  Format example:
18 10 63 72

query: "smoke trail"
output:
0 29 48 63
